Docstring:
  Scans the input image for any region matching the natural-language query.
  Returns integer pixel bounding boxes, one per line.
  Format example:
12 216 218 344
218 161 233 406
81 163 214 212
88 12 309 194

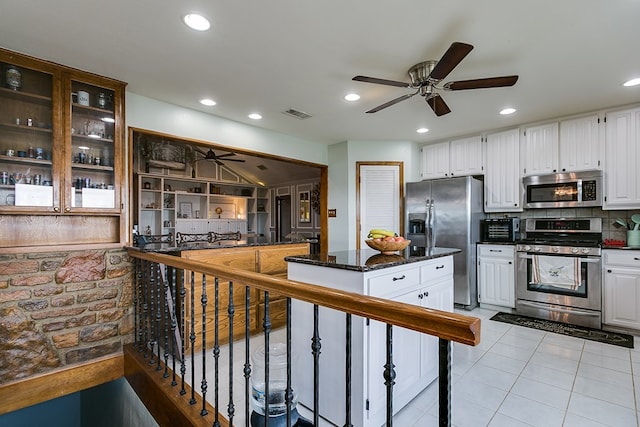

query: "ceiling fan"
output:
353 42 519 116
193 147 246 165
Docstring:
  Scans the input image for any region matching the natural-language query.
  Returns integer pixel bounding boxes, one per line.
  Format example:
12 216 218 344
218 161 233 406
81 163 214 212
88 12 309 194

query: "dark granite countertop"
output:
285 246 461 272
129 238 307 253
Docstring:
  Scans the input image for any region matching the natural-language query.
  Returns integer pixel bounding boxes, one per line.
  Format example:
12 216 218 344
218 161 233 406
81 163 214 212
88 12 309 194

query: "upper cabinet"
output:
421 135 483 180
484 128 521 212
0 48 126 249
521 122 559 176
559 114 602 172
604 107 640 209
521 116 603 177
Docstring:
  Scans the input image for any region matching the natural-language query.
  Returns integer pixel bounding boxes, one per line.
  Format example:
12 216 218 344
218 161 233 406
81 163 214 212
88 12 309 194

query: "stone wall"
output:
0 249 134 383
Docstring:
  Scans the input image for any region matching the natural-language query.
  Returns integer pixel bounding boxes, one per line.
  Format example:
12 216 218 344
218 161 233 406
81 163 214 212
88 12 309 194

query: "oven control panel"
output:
516 244 601 256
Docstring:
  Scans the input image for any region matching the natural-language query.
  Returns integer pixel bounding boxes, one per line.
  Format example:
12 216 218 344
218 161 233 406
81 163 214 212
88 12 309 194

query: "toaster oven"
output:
481 218 520 243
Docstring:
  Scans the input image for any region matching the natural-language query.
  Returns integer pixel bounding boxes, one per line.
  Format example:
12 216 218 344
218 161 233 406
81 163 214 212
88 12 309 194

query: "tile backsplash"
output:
487 208 640 243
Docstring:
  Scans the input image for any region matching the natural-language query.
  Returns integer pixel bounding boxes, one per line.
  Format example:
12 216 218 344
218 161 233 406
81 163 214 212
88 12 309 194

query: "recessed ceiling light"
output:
500 108 516 115
200 98 216 106
102 117 115 123
416 128 429 133
183 13 210 31
344 93 360 102
623 78 640 87
248 113 262 120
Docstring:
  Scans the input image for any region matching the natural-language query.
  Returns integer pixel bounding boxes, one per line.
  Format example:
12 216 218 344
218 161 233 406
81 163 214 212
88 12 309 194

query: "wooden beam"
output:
123 344 228 427
0 353 123 415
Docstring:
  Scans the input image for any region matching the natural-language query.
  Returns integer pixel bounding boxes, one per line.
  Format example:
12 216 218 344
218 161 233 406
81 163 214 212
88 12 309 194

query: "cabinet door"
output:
449 135 484 177
421 142 450 180
0 57 58 213
604 267 640 328
521 123 559 176
66 75 123 213
559 115 602 172
478 257 515 308
604 108 640 209
420 277 454 385
484 129 521 212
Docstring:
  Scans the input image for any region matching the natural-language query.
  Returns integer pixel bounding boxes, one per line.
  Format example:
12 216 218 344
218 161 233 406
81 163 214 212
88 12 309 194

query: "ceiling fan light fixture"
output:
183 13 211 31
416 128 429 133
200 98 216 106
500 107 516 115
623 78 640 87
344 93 360 101
248 113 262 120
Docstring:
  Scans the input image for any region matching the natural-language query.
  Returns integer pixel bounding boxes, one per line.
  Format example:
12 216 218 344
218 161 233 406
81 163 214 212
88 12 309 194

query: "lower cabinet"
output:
477 244 516 308
180 243 309 350
289 256 454 427
603 250 640 329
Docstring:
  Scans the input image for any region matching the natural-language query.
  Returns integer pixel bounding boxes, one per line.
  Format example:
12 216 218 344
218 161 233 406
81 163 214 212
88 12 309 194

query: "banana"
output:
368 233 386 239
368 229 397 238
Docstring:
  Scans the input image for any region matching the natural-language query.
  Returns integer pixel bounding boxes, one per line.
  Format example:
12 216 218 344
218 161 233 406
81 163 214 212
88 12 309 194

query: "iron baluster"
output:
142 260 150 358
133 258 140 350
311 304 321 427
170 266 178 386
162 264 170 378
263 291 271 426
179 267 187 396
213 277 221 427
344 313 353 427
155 262 162 371
438 338 452 427
286 297 293 427
227 280 236 425
148 261 156 363
200 273 208 416
189 270 196 405
244 286 252 427
384 324 396 427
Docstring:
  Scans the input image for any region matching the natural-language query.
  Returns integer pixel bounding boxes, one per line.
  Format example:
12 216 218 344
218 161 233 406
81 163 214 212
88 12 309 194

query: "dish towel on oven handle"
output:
531 255 582 290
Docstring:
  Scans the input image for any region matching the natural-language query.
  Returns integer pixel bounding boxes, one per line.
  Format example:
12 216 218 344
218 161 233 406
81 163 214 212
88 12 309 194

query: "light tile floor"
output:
188 306 640 427
393 306 640 427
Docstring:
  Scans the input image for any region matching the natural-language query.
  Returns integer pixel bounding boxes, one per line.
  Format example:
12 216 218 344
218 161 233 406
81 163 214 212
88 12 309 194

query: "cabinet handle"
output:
418 293 424 299
392 275 405 281
423 291 429 298
489 249 502 252
53 207 60 213
607 269 612 273
435 265 445 269
64 207 71 212
508 261 512 264
635 257 640 261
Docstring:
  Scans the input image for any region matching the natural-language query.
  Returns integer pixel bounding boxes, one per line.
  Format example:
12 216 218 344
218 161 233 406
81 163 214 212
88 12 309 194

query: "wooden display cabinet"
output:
0 48 126 250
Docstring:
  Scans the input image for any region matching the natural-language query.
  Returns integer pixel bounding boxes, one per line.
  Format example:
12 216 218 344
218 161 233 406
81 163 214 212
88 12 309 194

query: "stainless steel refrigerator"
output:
406 176 484 309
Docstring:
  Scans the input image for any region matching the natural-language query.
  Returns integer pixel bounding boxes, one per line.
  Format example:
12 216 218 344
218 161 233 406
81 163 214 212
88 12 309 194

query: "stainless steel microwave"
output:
523 170 602 208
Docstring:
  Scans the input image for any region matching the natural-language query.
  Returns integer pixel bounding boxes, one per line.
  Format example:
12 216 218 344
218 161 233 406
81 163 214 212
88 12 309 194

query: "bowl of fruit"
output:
365 229 410 255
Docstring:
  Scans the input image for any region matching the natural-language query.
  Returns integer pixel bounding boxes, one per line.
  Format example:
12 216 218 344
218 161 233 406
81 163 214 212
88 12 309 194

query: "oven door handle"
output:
516 253 601 263
517 300 600 317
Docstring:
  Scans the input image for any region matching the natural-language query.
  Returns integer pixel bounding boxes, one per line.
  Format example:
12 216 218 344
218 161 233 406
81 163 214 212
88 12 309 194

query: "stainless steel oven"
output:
515 218 602 328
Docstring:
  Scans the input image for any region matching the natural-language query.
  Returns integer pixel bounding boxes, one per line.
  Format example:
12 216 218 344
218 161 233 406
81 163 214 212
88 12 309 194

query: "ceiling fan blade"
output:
443 75 519 91
365 92 418 113
220 158 245 163
428 42 474 81
215 152 237 158
426 94 451 117
353 75 410 88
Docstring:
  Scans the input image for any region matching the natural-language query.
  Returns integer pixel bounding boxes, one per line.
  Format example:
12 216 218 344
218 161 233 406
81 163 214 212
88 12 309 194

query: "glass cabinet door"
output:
0 60 56 211
67 78 119 212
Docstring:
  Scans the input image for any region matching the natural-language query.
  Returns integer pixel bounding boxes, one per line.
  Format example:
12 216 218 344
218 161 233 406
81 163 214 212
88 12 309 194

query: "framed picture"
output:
179 202 192 219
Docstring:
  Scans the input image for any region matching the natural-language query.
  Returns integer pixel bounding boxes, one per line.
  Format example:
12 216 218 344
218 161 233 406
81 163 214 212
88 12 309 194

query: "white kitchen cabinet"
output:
421 141 450 179
484 128 522 212
477 244 516 308
604 107 640 209
603 250 640 329
559 114 602 172
421 136 483 180
521 122 559 176
289 255 454 427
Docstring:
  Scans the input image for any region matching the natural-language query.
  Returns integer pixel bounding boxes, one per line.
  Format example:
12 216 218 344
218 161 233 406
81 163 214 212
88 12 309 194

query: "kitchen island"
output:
286 246 460 427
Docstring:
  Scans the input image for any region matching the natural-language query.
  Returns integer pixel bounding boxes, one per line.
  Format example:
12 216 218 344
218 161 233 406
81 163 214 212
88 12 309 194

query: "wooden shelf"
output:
0 86 52 104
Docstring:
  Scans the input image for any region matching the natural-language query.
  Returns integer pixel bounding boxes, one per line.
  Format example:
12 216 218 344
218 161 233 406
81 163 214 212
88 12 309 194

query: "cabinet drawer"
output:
420 256 453 282
368 267 420 297
604 250 640 268
478 244 515 258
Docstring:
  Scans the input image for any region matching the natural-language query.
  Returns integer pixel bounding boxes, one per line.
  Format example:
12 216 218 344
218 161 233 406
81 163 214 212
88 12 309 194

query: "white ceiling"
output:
1 1 639 148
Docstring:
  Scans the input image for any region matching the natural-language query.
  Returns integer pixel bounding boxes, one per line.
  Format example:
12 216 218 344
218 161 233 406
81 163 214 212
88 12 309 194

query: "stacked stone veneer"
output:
0 249 134 383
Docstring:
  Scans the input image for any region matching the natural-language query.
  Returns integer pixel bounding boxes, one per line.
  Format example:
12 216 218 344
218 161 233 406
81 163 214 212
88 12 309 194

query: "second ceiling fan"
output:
353 42 518 116
193 147 245 166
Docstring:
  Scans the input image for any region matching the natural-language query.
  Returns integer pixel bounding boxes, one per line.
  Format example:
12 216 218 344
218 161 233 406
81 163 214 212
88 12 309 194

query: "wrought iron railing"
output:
127 249 480 427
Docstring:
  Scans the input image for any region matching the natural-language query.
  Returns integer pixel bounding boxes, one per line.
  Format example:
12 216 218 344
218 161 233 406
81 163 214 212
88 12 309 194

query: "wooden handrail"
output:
128 249 480 346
